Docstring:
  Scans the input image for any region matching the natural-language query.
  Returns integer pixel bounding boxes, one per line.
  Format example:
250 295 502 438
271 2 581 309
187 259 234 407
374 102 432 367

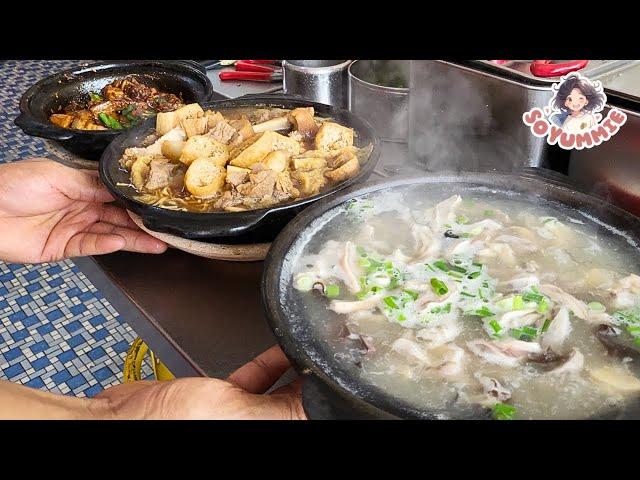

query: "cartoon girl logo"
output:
522 72 626 150
549 73 606 133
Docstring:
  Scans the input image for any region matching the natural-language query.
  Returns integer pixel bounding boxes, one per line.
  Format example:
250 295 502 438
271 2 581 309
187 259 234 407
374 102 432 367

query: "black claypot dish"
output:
15 60 214 160
261 172 640 420
99 95 380 244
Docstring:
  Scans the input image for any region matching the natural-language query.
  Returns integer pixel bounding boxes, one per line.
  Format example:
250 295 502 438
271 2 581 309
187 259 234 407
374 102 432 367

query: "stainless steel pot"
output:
348 60 409 143
282 60 352 108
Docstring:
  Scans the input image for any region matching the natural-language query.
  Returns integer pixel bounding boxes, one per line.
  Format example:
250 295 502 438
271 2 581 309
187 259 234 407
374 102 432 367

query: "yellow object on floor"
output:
123 338 175 382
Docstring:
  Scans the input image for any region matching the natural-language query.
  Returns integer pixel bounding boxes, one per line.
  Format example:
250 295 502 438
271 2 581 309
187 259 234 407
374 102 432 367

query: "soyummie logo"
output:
522 72 626 150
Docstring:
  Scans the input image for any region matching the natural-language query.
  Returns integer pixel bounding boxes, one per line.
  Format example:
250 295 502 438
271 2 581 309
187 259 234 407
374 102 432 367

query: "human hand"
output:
0 158 166 263
95 345 306 420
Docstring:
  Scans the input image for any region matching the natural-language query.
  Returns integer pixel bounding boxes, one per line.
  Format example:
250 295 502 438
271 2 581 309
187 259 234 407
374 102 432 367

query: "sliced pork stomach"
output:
329 295 382 314
391 338 430 366
424 195 462 231
539 284 589 321
336 241 362 294
466 339 542 367
476 375 512 404
609 273 640 309
412 224 442 261
547 349 584 375
541 307 572 351
416 318 462 348
496 309 540 331
429 344 465 378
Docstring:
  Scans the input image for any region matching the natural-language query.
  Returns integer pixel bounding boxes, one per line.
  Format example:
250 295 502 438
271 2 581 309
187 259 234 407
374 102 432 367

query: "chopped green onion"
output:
460 291 476 298
383 296 399 309
588 301 605 312
467 271 481 279
483 209 494 217
295 275 314 291
447 270 464 279
456 215 470 225
430 278 449 296
489 320 502 334
433 261 449 272
635 338 640 346
470 226 483 236
512 295 525 311
449 264 467 274
397 313 407 322
358 258 371 268
537 297 549 314
472 262 483 268
475 306 495 318
627 325 640 335
493 403 516 420
425 263 436 272
325 285 340 298
541 318 551 333
522 291 544 303
356 246 367 257
89 92 102 102
431 303 452 314
403 289 420 301
511 326 538 341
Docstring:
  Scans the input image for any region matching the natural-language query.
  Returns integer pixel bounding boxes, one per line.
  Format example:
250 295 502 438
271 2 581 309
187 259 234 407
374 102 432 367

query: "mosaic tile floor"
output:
0 60 152 398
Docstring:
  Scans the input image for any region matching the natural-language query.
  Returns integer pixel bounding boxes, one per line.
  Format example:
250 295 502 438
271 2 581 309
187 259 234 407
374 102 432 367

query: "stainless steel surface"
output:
600 62 640 99
348 60 409 143
206 66 282 99
479 60 637 84
567 105 640 217
408 60 558 172
283 60 351 108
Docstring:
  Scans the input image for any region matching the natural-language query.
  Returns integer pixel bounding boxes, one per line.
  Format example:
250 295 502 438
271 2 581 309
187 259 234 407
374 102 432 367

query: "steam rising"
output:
407 61 527 173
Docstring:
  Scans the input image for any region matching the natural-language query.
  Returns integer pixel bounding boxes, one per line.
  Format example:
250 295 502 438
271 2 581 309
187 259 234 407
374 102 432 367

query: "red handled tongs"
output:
219 60 283 82
530 60 589 77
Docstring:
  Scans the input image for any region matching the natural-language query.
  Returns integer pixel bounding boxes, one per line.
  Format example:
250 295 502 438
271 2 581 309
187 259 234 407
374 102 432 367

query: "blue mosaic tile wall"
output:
0 60 152 398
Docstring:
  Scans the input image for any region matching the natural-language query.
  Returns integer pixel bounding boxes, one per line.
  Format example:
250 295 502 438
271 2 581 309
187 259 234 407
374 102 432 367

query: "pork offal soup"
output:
290 186 640 419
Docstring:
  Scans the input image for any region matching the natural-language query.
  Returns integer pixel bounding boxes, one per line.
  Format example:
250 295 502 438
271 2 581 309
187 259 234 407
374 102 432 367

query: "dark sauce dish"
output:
15 60 214 160
99 95 380 245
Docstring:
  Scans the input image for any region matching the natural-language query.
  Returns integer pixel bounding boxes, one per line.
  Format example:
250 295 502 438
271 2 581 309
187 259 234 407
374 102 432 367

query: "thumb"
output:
64 232 126 258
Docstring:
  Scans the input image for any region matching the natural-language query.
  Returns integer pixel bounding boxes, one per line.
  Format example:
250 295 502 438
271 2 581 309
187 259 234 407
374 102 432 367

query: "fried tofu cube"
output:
293 157 327 171
293 169 325 196
314 122 354 151
230 131 301 168
161 139 186 162
157 104 205 135
262 150 289 172
184 157 226 198
179 135 229 166
156 111 178 135
180 116 208 138
175 103 204 121
50 113 74 129
325 151 360 183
